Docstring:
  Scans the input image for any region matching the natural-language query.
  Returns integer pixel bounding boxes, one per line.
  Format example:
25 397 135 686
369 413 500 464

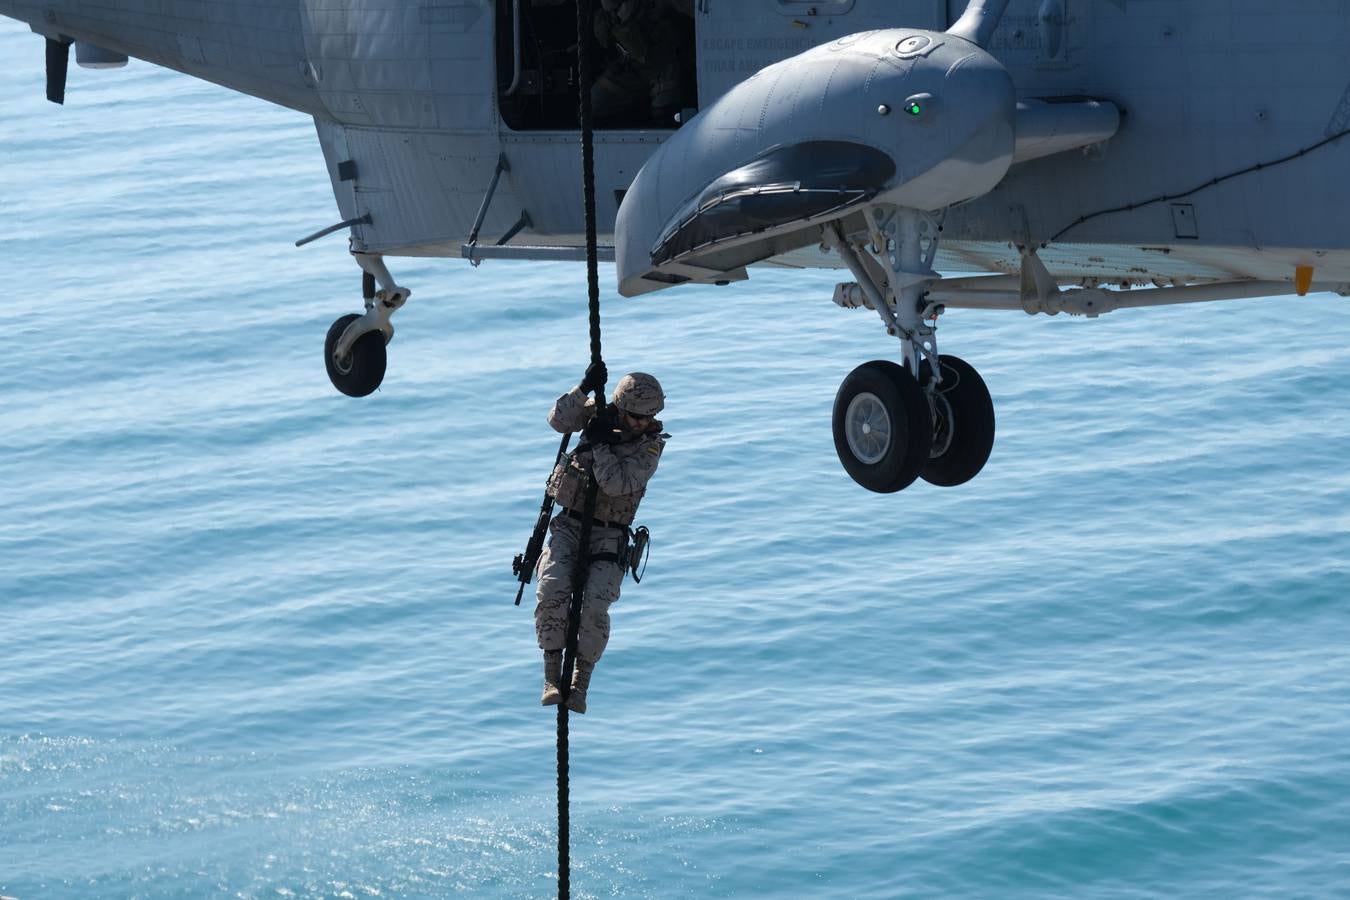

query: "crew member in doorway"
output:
535 363 667 714
592 0 694 126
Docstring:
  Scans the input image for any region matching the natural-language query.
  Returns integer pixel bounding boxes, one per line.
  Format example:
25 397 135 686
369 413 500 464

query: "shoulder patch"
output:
646 445 661 455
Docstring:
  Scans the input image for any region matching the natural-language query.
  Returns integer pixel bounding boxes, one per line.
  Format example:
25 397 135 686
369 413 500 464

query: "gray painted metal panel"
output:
1 0 1348 291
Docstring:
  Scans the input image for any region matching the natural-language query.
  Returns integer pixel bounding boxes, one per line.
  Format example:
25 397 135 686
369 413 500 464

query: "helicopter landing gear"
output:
324 253 411 397
920 354 995 487
824 206 996 493
833 359 932 493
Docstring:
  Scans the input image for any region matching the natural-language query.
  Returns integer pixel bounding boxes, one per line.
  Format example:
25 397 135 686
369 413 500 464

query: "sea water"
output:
3 20 1350 899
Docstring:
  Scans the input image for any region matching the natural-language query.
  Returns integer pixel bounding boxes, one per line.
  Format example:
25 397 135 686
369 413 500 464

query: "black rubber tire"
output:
832 360 934 493
324 313 387 398
920 354 995 487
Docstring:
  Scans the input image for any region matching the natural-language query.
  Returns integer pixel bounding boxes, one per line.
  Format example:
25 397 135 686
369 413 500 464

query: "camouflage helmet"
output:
612 372 665 417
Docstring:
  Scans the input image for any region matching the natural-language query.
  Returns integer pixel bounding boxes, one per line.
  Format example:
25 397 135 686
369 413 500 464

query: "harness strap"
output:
559 507 629 531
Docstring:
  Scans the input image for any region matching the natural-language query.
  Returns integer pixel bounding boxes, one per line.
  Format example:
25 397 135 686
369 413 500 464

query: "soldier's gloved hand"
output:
579 360 608 395
582 409 619 446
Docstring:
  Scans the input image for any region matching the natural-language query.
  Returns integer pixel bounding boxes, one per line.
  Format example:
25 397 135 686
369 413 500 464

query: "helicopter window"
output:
496 0 697 131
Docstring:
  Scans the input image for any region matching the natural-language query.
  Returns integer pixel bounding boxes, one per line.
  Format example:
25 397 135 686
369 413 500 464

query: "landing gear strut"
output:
824 206 995 493
323 253 411 397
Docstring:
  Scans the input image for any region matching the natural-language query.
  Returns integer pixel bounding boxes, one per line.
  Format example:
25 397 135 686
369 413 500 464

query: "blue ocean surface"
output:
3 19 1350 899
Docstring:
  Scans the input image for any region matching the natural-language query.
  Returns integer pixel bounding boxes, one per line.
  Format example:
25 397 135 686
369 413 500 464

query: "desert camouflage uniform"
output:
534 385 666 663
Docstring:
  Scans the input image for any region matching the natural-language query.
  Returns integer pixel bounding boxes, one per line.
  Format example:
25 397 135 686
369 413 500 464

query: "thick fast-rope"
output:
557 2 605 897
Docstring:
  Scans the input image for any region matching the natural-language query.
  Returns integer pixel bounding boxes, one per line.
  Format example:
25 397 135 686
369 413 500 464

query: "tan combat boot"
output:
566 658 595 714
541 650 562 706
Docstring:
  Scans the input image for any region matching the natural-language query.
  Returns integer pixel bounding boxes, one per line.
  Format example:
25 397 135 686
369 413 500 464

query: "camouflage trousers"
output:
534 515 627 664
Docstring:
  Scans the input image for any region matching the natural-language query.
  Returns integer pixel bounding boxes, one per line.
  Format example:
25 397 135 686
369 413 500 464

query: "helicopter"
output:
6 0 1348 492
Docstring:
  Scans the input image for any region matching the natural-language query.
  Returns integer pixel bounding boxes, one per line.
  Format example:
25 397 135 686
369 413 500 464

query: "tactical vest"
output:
548 434 661 526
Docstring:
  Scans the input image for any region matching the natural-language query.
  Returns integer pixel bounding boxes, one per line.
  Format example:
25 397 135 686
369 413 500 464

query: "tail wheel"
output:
832 360 933 493
920 354 995 487
324 313 387 398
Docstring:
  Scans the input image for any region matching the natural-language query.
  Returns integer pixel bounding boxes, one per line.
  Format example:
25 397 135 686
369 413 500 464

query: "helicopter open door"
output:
495 0 697 131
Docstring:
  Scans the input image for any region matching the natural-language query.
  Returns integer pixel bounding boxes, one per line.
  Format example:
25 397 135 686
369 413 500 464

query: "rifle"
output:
512 432 573 605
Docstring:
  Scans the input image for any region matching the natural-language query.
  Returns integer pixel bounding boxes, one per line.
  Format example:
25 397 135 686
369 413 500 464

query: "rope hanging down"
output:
557 2 606 897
